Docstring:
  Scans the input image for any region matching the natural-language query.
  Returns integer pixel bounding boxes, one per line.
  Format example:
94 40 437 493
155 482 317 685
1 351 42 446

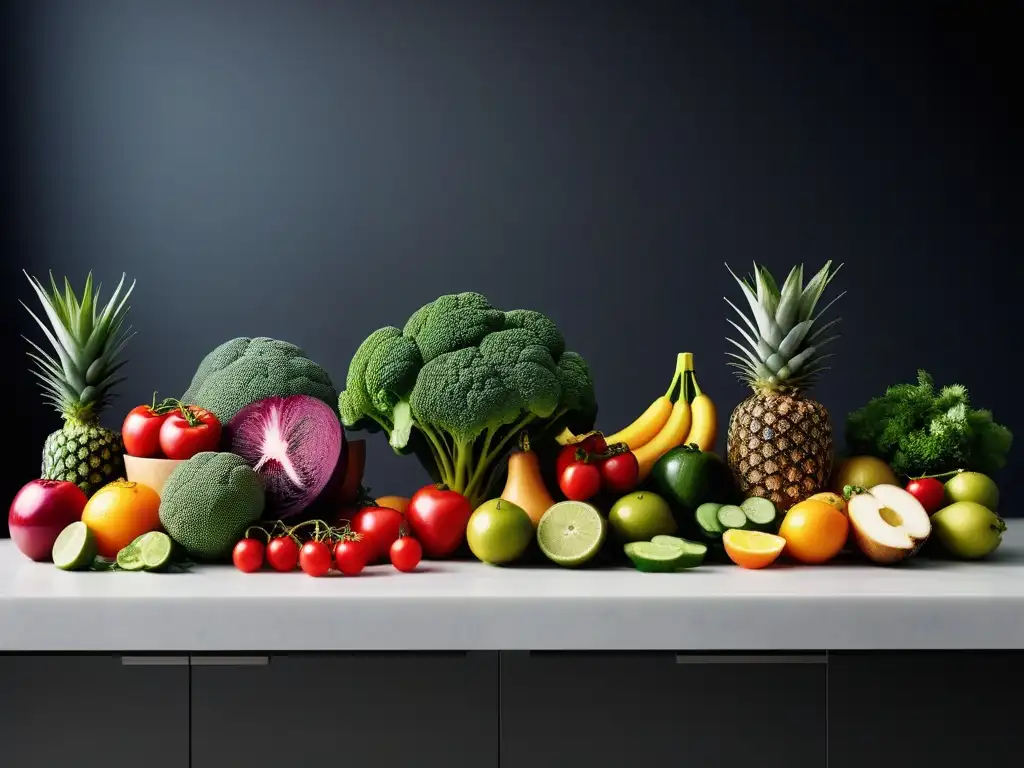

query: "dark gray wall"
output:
3 0 1019 536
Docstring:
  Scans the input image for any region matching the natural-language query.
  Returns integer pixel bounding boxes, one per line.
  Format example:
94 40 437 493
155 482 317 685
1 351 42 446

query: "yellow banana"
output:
633 356 694 481
605 353 689 450
684 368 718 452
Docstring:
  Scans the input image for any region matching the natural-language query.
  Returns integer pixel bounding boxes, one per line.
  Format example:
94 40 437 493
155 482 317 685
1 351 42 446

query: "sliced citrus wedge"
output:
723 529 786 570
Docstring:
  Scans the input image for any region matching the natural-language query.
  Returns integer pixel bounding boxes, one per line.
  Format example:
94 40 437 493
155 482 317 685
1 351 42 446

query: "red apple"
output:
8 479 89 561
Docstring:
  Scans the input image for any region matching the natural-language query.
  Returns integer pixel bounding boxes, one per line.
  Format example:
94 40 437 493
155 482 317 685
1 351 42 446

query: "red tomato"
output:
159 405 222 460
232 539 265 573
600 451 640 493
300 541 332 577
334 539 369 576
556 434 607 477
350 506 405 562
266 536 299 572
405 485 473 558
559 462 601 501
390 537 422 572
122 404 171 458
905 477 946 514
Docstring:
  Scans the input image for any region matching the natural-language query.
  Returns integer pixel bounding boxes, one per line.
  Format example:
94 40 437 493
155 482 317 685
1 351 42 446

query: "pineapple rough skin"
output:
159 451 265 561
182 337 338 425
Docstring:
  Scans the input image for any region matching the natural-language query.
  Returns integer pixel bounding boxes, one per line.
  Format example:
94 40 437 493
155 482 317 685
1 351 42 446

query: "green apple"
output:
608 491 677 543
931 501 1006 560
466 499 534 565
944 471 999 511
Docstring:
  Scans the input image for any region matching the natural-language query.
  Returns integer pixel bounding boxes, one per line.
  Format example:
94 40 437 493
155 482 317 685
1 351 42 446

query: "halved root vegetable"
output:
846 484 931 564
723 529 786 569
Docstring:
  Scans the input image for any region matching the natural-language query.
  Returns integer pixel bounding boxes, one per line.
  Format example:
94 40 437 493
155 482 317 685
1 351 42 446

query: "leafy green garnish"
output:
845 370 1012 478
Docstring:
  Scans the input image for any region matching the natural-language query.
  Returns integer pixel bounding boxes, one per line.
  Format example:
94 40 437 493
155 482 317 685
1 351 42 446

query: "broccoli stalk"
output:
339 293 597 508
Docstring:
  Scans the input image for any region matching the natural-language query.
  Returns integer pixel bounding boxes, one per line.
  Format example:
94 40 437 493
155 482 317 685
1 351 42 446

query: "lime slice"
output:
116 541 145 571
740 497 778 530
52 522 98 571
695 503 724 539
649 535 708 568
716 504 748 531
537 501 606 567
138 531 173 571
625 541 690 573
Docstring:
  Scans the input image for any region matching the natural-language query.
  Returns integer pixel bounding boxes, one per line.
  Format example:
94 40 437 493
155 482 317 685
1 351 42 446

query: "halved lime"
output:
716 504 748 531
138 531 174 571
625 541 691 573
649 535 708 569
52 522 98 571
537 501 606 567
116 541 144 571
740 496 778 530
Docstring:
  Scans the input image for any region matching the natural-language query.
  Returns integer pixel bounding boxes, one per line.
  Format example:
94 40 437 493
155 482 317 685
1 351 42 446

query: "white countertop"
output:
2 527 1023 652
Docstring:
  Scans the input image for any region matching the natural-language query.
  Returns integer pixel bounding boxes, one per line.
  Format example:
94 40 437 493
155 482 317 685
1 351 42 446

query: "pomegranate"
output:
8 479 89 562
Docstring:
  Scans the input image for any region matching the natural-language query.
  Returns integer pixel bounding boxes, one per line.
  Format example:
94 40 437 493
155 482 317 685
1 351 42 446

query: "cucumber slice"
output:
138 531 173 571
695 503 724 539
52 522 98 571
116 541 145 571
649 535 708 568
624 542 689 573
741 497 777 530
716 504 748 531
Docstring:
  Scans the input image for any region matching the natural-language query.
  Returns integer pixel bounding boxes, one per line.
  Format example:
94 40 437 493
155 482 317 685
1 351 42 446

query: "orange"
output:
723 529 786 570
778 498 849 564
809 491 847 515
374 495 410 515
81 480 162 557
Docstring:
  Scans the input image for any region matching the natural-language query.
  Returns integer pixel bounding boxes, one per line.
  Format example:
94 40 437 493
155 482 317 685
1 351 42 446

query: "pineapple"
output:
724 262 843 510
22 271 136 496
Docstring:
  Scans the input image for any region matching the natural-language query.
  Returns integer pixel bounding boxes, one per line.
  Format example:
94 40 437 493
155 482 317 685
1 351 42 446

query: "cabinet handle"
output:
675 653 827 665
120 656 190 666
190 656 270 666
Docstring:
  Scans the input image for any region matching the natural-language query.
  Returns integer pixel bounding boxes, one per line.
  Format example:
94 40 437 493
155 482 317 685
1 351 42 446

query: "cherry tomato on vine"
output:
599 451 640 493
334 538 369 576
390 537 422 572
556 434 607 477
905 477 946 514
233 539 265 573
122 400 173 458
266 536 299 572
350 505 405 563
159 404 222 460
559 462 602 502
300 541 332 577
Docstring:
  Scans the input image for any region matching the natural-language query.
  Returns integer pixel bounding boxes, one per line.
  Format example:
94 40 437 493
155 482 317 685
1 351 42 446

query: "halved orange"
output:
723 529 786 570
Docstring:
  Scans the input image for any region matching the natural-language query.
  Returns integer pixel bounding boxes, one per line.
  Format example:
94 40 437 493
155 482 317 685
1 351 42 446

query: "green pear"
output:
931 501 1006 560
944 471 999 511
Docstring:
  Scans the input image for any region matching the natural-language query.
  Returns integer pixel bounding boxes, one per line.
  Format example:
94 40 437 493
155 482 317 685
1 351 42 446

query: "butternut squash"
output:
501 437 556 526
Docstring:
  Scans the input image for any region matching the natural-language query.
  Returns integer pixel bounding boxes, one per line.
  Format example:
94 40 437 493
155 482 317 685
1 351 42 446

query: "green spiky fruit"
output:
22 270 136 496
723 262 843 511
42 421 125 496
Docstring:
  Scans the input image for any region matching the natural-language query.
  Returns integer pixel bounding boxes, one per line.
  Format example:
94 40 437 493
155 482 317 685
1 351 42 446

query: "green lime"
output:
116 541 144 571
138 531 174 571
649 535 708 568
608 491 677 543
537 501 606 567
625 541 691 573
52 522 98 571
467 499 534 565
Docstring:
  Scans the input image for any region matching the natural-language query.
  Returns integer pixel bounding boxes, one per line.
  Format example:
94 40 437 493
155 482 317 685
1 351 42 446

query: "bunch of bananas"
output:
603 352 717 481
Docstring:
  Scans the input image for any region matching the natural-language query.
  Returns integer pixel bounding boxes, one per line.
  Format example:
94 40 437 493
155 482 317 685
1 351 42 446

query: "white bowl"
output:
123 455 185 497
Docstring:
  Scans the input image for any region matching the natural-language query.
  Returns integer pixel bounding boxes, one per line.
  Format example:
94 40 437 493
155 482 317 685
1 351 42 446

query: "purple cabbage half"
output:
225 394 343 518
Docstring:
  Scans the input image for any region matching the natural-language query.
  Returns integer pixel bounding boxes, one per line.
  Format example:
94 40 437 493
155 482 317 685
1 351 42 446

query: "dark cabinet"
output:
189 652 500 768
0 654 190 768
499 652 827 768
828 651 1024 768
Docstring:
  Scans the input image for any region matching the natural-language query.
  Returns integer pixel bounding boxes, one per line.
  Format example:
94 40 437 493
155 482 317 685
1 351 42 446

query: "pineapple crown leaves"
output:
723 261 844 392
20 270 137 421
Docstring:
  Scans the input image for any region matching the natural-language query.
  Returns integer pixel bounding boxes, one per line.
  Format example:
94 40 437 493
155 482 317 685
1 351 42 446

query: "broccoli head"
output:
339 292 597 506
183 336 338 425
